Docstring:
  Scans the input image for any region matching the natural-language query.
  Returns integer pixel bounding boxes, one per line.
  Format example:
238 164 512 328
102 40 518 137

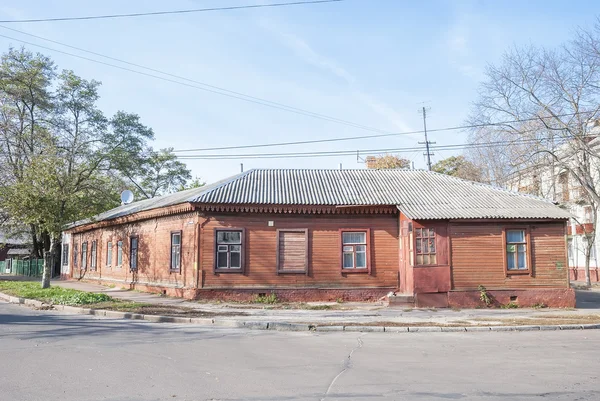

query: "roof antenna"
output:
339 163 342 170
240 163 244 173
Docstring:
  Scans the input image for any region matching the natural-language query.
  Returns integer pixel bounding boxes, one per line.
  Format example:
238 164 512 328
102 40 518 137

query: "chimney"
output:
365 156 377 169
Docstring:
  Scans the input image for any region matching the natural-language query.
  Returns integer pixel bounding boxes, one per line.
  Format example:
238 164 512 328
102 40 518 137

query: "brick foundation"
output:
195 288 393 302
77 278 391 302
448 288 576 308
79 278 197 299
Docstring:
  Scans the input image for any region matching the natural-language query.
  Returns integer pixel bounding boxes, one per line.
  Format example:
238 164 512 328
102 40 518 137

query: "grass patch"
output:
0 281 111 305
254 292 278 304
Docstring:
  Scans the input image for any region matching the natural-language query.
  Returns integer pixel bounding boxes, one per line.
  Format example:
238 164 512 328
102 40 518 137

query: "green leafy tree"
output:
0 47 56 258
365 154 411 169
118 147 192 199
0 49 193 287
180 176 206 191
432 156 483 182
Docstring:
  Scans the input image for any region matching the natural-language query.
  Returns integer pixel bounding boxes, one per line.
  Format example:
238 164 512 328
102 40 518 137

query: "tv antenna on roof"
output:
120 190 134 205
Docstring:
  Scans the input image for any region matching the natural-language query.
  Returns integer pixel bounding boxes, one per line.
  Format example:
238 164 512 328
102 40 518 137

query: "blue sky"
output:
0 0 599 183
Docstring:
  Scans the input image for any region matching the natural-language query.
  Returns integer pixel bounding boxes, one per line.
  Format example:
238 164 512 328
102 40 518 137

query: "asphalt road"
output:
1 302 599 401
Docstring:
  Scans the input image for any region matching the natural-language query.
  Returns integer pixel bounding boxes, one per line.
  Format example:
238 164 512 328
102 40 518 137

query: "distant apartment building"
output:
505 137 600 282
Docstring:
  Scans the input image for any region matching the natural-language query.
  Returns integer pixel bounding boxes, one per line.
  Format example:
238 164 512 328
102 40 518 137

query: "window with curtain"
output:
342 231 368 270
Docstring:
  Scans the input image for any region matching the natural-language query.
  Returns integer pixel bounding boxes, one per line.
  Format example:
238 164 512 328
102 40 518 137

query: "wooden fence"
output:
0 259 44 277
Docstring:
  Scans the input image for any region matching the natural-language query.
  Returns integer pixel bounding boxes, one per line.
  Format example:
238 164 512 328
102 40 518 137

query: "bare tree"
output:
468 24 600 286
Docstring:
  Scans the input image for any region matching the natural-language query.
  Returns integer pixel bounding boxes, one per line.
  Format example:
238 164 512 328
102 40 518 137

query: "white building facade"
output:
505 139 600 282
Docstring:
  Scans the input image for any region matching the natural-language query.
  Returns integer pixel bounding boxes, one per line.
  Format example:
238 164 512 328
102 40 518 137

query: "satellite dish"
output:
120 190 134 205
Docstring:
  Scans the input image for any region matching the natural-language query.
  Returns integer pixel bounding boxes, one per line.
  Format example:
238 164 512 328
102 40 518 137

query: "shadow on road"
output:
576 289 600 309
0 307 244 343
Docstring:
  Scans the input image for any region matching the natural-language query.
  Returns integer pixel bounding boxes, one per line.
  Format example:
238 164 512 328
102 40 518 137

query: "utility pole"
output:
418 106 435 170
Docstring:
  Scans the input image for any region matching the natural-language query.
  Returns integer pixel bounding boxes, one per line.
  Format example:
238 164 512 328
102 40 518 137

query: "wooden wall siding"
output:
200 213 399 289
70 213 198 289
450 222 568 289
398 214 412 294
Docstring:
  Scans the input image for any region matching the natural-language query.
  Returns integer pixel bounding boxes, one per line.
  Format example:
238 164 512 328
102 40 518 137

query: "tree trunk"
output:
30 224 40 259
41 236 59 289
585 251 592 287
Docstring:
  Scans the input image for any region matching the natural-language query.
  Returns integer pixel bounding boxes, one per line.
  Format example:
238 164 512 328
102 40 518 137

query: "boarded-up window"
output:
277 229 308 274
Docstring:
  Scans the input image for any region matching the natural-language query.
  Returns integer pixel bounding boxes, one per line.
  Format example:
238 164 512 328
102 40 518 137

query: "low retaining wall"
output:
448 288 576 308
570 268 600 282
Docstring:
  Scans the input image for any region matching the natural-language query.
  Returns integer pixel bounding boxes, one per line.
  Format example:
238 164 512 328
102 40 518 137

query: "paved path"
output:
47 279 600 327
1 301 599 401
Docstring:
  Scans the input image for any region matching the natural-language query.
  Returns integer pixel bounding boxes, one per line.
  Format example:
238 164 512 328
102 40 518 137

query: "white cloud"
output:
259 19 412 133
445 16 483 80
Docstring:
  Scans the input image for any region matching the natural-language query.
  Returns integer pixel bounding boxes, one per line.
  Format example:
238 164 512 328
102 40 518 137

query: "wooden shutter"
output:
277 229 308 274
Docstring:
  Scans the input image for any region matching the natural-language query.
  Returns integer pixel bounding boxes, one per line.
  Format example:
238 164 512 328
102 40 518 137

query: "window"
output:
90 240 97 270
277 229 308 274
130 237 138 272
117 241 123 267
559 172 569 202
215 229 243 272
73 244 78 268
584 206 593 224
170 231 182 272
81 242 88 270
505 229 529 273
341 230 369 272
62 244 69 266
106 241 112 267
568 238 574 261
415 228 436 265
583 236 597 260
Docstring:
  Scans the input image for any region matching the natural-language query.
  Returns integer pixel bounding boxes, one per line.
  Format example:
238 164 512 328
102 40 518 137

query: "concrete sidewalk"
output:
48 279 600 328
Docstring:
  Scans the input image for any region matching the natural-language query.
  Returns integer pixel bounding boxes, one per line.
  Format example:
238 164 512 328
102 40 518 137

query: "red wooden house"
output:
63 169 575 307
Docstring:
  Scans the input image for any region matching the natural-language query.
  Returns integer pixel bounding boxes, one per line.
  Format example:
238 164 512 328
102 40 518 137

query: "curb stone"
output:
408 327 442 332
315 325 344 332
2 290 600 334
465 326 491 332
344 325 384 332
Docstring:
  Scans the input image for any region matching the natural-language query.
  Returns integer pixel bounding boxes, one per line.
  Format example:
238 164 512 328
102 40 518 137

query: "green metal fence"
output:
2 259 44 277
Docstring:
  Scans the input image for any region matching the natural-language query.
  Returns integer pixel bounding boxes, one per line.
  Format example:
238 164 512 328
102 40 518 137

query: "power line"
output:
1 28 591 155
0 31 593 156
0 26 400 136
0 1 344 23
173 137 561 160
173 111 592 152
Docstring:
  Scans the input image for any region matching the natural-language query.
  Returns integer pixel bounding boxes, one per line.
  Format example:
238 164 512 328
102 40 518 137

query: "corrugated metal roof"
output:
70 169 571 228
191 169 571 219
